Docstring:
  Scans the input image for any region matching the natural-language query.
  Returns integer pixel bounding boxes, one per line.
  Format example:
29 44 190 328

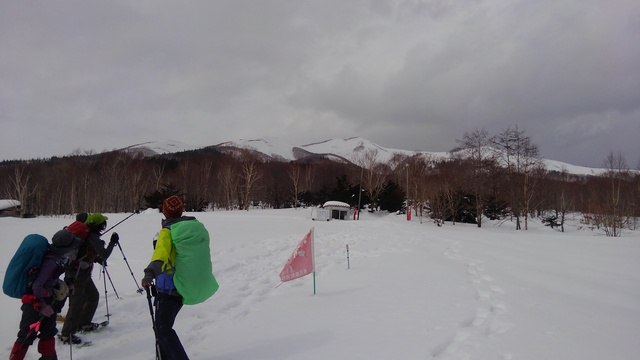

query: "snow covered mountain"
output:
118 139 201 156
214 137 451 164
122 137 608 176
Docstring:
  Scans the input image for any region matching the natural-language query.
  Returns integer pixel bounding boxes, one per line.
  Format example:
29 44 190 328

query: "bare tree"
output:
439 160 466 225
65 158 90 214
217 157 238 210
198 157 215 209
520 140 545 230
494 125 543 230
178 159 191 202
455 128 497 227
99 153 128 212
353 149 388 210
288 164 301 209
7 164 37 217
152 161 166 191
405 154 433 223
239 152 263 210
602 151 629 237
123 155 148 211
303 164 316 195
552 167 572 232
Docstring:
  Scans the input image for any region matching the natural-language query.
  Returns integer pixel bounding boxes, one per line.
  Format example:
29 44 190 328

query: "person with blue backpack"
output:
141 195 219 360
8 229 82 360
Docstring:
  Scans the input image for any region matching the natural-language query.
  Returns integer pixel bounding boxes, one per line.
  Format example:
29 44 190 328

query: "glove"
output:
40 304 54 317
141 272 154 288
79 261 91 270
110 232 119 244
21 294 37 305
68 283 75 296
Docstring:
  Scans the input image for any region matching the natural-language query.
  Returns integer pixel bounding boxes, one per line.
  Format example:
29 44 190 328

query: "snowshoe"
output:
59 334 82 345
80 320 109 333
76 341 93 348
59 334 92 348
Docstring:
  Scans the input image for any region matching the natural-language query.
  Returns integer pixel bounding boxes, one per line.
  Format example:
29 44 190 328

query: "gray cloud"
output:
1 0 638 168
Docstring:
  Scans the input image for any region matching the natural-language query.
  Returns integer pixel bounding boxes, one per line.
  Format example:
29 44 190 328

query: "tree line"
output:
1 127 638 237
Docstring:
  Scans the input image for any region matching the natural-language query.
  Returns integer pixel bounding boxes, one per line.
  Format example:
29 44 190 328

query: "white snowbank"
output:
1 210 639 359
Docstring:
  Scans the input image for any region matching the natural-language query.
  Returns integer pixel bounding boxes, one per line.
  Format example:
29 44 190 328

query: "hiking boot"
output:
59 334 82 345
80 323 100 332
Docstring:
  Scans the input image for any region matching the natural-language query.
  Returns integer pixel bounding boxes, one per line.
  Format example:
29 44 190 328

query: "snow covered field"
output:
1 209 639 360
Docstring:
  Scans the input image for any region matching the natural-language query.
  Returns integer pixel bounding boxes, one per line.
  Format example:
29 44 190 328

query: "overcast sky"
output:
1 1 638 168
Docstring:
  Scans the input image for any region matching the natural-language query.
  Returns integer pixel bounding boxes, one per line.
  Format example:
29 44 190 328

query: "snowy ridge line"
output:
122 137 610 176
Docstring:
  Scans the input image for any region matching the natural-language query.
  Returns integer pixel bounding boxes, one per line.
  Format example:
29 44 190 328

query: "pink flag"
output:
279 228 315 282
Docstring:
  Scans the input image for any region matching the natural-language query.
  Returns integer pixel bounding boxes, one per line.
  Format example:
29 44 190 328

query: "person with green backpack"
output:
141 195 219 360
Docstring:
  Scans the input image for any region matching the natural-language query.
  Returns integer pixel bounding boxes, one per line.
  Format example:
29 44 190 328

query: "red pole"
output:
407 207 411 221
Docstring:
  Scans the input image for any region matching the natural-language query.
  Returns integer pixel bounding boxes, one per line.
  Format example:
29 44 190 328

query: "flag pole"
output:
312 227 316 295
278 227 316 293
346 244 350 269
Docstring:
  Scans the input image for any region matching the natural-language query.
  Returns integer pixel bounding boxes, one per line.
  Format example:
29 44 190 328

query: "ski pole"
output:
117 241 144 294
101 209 140 235
103 264 121 299
10 317 44 360
145 285 163 360
101 264 111 321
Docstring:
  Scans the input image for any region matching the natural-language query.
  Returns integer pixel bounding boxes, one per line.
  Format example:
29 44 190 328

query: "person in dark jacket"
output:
53 213 90 320
60 213 118 344
9 229 81 360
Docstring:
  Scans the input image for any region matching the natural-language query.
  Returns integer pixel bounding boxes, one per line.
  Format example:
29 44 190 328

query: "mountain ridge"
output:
121 137 608 176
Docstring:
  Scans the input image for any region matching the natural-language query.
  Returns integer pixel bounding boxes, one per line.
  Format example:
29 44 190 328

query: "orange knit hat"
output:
162 195 184 218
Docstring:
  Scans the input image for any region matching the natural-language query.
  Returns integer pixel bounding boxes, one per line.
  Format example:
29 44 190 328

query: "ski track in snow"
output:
434 237 515 360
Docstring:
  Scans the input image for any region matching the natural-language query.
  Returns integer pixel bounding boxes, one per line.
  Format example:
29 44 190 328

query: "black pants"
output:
155 292 189 360
17 303 57 344
61 270 99 336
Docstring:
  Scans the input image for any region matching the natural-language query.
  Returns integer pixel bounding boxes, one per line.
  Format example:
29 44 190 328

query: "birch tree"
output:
239 152 263 210
288 164 301 209
7 164 37 217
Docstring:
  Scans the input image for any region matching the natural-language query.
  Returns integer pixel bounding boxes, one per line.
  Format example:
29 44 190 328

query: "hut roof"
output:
0 199 20 211
323 201 350 209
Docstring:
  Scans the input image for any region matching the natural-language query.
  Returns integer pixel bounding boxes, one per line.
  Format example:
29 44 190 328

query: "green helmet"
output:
85 213 108 227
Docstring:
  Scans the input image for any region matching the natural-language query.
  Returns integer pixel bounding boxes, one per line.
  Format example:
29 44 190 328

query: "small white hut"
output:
311 201 356 221
0 199 21 217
